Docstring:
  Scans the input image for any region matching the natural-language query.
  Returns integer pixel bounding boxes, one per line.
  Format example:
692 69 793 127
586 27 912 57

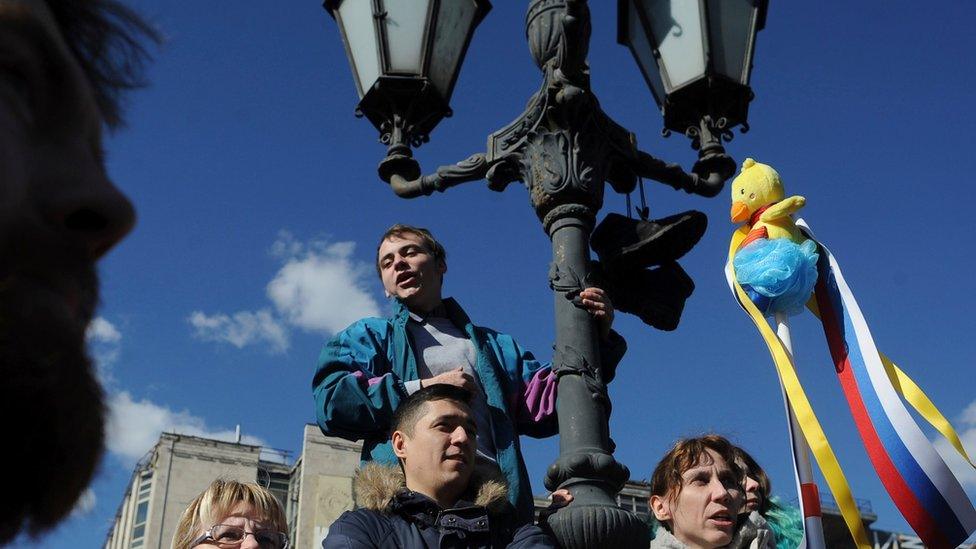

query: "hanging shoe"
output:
606 262 695 331
590 211 707 270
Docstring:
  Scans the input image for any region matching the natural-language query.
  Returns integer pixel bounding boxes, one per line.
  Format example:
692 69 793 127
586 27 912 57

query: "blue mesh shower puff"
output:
734 237 819 316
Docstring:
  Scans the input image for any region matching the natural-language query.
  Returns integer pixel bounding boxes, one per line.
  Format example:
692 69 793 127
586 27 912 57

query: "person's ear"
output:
650 495 672 523
437 259 447 276
385 290 392 298
392 430 408 460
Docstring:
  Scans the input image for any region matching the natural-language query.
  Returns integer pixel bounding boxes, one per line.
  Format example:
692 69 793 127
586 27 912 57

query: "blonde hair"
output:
170 479 288 549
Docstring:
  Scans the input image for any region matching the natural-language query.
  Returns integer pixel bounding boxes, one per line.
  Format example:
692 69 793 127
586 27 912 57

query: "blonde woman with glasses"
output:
171 479 289 549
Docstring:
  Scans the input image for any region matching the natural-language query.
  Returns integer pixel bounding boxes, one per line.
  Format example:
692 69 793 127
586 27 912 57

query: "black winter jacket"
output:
322 463 556 549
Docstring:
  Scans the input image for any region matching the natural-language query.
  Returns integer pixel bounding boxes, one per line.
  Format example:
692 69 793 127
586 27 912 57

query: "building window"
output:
616 493 650 521
130 471 152 548
634 498 650 517
257 467 291 511
287 464 301 542
268 472 290 510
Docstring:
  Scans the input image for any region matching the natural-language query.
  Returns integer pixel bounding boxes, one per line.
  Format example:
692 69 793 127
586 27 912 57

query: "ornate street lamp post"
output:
324 1 765 547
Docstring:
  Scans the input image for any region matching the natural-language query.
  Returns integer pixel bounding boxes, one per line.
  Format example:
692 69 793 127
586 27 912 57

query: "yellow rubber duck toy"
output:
730 158 819 315
730 158 806 246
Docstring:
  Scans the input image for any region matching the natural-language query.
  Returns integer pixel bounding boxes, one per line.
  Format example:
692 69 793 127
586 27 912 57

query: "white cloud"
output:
83 324 281 467
106 391 265 463
269 229 305 259
86 316 122 384
960 400 976 426
267 237 380 334
189 232 381 353
933 400 976 491
71 488 97 517
87 317 121 344
188 309 289 353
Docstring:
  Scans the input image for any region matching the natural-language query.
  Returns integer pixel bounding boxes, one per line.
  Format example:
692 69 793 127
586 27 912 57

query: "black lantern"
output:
618 0 767 143
324 0 492 180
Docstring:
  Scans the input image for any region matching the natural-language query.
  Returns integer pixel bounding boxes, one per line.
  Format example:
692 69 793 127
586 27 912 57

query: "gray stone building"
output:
104 425 361 549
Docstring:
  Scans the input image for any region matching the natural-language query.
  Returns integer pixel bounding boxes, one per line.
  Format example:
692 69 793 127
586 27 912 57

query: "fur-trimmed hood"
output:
353 462 512 515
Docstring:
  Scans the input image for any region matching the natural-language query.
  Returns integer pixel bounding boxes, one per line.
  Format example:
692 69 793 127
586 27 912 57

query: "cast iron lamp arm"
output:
690 150 737 197
382 153 489 199
632 148 736 198
631 109 739 198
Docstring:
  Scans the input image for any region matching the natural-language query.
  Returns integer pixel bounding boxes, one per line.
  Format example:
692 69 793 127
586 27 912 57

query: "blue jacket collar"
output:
391 298 412 326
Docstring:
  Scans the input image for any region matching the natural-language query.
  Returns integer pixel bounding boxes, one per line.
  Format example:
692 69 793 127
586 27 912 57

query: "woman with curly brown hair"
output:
649 435 774 549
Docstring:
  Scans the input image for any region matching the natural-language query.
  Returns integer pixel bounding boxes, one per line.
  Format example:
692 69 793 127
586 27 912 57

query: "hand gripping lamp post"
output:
323 1 766 547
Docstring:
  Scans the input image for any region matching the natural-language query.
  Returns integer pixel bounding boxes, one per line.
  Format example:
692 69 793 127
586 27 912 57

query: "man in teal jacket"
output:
312 224 626 523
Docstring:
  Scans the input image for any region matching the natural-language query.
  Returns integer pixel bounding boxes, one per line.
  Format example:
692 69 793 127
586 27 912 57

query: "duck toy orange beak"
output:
730 201 751 223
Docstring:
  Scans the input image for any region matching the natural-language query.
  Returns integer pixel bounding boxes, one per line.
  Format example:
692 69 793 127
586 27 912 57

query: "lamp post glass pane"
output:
382 0 433 74
645 0 706 91
706 0 755 84
626 0 666 106
429 0 479 100
337 0 381 98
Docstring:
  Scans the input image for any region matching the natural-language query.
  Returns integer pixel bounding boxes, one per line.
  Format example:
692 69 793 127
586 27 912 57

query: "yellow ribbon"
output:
884 356 975 467
729 227 872 548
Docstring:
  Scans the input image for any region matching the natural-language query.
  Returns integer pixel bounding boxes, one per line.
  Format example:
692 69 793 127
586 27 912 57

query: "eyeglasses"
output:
191 524 289 549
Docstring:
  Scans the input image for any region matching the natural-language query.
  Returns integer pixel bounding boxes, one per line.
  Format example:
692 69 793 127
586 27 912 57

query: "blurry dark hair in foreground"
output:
47 0 161 128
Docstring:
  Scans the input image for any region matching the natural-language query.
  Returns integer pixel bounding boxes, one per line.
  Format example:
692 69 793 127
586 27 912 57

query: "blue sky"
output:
22 1 976 547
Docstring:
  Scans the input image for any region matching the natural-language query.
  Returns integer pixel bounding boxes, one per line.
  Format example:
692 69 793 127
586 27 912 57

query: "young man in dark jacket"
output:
322 385 557 548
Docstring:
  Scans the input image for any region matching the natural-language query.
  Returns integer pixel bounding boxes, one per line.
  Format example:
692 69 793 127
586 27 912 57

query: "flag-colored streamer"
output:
726 226 872 548
728 220 976 549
